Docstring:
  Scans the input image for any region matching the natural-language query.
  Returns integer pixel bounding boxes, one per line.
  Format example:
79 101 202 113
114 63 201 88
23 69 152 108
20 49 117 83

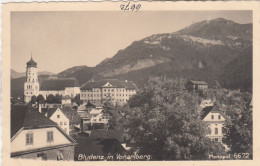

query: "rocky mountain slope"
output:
59 18 252 91
11 18 252 97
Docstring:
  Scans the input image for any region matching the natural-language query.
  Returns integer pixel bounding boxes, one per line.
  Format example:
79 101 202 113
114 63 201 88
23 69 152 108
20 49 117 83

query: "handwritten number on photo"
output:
120 2 141 12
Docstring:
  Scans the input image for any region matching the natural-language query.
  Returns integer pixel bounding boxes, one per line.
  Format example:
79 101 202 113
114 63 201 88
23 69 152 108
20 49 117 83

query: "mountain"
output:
11 18 252 97
11 70 54 97
11 69 54 79
57 18 252 92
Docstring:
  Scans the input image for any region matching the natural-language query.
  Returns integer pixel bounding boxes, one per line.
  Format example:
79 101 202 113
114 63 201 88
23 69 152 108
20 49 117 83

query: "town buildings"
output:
80 79 137 104
60 106 81 131
40 107 70 134
11 105 76 160
24 57 80 103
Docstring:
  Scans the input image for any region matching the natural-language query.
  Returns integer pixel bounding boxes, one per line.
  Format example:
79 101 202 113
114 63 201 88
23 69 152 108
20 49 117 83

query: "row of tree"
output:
30 94 62 104
121 76 252 160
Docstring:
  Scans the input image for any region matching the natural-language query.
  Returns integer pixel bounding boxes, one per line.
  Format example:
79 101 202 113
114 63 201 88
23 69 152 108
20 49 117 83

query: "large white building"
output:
24 57 80 103
201 105 226 142
80 79 137 104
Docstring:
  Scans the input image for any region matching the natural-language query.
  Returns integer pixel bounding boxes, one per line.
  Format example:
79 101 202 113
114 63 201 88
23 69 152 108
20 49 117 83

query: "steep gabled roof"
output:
11 105 76 143
11 105 57 138
80 81 96 90
40 77 80 91
121 81 138 90
41 108 59 118
61 106 80 124
201 105 226 120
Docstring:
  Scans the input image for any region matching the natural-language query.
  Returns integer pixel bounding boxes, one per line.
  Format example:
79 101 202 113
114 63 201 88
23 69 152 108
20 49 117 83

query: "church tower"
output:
24 56 39 103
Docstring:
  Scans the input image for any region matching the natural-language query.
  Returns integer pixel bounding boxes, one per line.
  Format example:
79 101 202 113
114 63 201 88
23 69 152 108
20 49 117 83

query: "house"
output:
60 106 81 131
38 101 62 109
41 107 70 134
80 79 137 105
11 105 76 160
61 95 72 105
186 80 208 92
201 106 226 142
78 111 92 131
24 57 80 103
89 109 112 125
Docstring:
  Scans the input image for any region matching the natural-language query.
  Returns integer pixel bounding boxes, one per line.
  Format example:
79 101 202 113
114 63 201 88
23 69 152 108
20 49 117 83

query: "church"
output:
24 57 80 103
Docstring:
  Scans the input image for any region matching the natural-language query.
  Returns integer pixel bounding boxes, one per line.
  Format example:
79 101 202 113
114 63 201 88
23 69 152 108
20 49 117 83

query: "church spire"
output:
26 52 37 68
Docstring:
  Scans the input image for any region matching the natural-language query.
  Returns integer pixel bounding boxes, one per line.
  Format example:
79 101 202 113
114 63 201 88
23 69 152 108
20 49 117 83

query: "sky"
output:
11 11 252 74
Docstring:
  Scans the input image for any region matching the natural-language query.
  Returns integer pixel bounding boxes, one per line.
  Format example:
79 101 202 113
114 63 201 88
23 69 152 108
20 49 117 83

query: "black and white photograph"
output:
2 1 259 164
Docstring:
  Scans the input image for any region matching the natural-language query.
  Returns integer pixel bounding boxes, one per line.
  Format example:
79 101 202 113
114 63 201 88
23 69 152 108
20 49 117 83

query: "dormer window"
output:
218 115 221 120
211 115 214 120
57 115 60 118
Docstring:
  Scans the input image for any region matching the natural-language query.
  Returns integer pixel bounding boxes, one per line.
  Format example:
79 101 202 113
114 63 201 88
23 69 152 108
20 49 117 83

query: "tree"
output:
203 87 252 158
103 101 115 110
46 94 55 104
30 95 37 104
123 76 225 160
71 94 82 106
36 94 45 102
54 94 62 104
224 100 252 158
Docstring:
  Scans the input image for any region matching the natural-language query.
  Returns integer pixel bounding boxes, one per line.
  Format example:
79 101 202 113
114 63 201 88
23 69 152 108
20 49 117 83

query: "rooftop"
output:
40 77 80 91
80 79 137 90
26 56 37 68
201 105 227 120
11 105 56 138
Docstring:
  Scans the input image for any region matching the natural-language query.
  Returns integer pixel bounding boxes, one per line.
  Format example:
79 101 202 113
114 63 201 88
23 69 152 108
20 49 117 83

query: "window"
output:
218 115 221 120
215 128 218 135
214 138 218 142
60 122 63 125
26 133 33 145
208 127 212 134
57 115 60 118
47 131 53 142
211 115 214 120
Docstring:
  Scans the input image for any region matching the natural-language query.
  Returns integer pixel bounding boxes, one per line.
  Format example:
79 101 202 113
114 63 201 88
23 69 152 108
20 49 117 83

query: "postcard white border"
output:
2 1 260 166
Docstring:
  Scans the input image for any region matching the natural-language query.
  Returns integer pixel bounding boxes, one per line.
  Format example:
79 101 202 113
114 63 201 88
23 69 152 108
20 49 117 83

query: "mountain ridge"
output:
11 18 252 97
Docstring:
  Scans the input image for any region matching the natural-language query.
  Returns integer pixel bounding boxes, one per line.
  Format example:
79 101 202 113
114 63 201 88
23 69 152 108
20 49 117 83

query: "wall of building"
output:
65 87 80 98
80 87 136 103
12 145 74 161
50 109 70 134
11 127 71 153
204 112 225 142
